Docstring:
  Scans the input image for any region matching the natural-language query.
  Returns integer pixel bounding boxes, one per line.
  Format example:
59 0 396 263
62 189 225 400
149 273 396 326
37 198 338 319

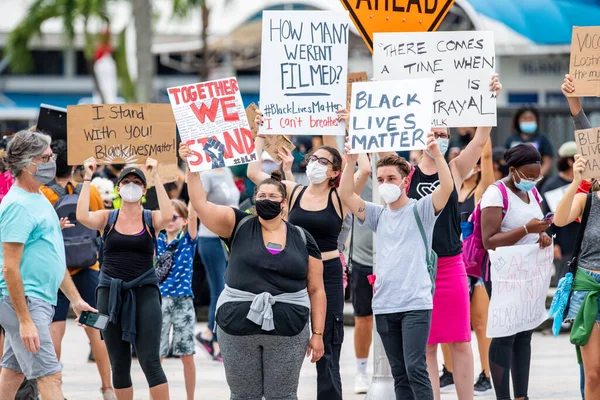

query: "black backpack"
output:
155 235 180 283
48 181 99 269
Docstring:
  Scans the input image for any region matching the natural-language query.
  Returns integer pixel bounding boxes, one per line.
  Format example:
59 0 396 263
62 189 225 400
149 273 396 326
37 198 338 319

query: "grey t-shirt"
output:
199 168 240 238
359 195 439 315
352 179 374 267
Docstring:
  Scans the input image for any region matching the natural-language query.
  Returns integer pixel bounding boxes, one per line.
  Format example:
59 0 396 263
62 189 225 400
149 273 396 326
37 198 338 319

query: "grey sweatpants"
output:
217 324 310 400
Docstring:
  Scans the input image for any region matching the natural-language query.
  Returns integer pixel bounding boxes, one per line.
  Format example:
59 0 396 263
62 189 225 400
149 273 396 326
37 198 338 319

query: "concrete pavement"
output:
59 320 582 399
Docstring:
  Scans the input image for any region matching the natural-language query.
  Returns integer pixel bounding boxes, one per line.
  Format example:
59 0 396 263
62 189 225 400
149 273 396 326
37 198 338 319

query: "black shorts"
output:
351 261 373 317
53 268 99 322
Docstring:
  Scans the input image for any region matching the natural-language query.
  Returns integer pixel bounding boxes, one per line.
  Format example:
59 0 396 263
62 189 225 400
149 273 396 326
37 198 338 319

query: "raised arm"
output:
339 149 366 221
354 153 372 195
451 75 502 186
475 139 494 203
147 158 173 232
180 143 237 238
77 158 109 231
555 155 588 227
247 136 272 185
187 196 198 240
429 134 453 215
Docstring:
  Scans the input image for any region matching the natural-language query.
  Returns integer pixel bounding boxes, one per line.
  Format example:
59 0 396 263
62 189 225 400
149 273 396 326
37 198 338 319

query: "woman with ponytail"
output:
180 143 326 399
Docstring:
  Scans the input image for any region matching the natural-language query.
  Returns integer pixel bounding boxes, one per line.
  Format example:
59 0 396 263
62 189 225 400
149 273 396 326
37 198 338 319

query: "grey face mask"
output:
30 160 57 184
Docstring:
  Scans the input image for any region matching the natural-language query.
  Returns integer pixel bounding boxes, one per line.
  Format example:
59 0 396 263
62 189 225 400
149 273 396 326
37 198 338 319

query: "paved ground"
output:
60 320 582 399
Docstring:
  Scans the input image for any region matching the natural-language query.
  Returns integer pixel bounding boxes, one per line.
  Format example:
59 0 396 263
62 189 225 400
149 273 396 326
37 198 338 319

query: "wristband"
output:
83 179 92 182
523 225 529 235
312 331 323 336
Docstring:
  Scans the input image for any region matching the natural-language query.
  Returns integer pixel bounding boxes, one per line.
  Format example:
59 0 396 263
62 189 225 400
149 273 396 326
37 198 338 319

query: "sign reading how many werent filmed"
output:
259 10 349 136
373 30 497 128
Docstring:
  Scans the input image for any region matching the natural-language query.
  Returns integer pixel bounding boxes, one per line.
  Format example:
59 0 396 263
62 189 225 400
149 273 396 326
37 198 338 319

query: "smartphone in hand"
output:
543 212 555 222
79 311 109 330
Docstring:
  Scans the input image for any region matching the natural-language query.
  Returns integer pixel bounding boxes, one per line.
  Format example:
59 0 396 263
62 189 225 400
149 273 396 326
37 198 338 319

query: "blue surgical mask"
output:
519 121 537 134
437 138 449 156
513 171 537 192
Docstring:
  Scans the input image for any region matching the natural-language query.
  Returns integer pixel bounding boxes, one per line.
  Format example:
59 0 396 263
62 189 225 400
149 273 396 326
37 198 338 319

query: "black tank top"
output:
102 216 155 282
459 188 476 219
407 166 462 257
288 186 343 253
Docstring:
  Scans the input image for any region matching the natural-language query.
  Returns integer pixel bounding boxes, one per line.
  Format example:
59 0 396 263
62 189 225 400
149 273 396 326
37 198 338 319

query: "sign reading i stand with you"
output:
167 77 256 172
259 10 349 136
487 243 554 338
373 31 497 128
67 104 177 166
348 79 435 154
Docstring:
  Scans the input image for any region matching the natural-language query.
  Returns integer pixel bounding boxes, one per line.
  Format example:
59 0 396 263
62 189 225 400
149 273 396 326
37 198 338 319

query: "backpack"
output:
48 181 99 269
155 233 181 283
412 205 438 295
462 181 541 280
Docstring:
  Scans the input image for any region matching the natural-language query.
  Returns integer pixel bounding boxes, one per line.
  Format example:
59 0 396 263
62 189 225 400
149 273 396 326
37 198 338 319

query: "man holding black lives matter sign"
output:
347 78 435 154
167 77 256 172
258 10 349 136
374 30 497 128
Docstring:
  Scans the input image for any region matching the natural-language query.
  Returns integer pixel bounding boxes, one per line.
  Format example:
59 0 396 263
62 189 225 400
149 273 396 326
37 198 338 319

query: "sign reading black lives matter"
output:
259 10 349 136
374 31 496 128
348 79 435 154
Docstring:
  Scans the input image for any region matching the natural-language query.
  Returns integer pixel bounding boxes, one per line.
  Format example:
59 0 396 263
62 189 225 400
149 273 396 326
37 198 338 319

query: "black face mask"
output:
255 199 282 220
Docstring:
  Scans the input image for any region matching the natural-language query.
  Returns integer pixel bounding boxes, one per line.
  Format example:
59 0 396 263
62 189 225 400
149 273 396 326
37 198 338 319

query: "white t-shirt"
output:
480 183 544 246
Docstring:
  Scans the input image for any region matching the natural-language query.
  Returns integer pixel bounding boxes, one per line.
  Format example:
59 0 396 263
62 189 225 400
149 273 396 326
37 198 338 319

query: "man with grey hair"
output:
0 130 96 400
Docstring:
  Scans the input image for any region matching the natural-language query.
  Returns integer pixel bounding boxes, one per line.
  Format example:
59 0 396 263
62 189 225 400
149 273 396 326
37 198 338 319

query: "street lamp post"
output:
365 155 395 399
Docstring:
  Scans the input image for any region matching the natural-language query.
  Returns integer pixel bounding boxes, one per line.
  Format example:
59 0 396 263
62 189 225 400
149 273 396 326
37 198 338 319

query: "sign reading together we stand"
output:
167 77 257 172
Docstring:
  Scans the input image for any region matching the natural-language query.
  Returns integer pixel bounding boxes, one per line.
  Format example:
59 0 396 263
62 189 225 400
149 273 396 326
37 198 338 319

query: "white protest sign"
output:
543 185 569 213
487 243 554 338
259 10 349 136
167 77 257 172
373 31 497 128
348 79 435 154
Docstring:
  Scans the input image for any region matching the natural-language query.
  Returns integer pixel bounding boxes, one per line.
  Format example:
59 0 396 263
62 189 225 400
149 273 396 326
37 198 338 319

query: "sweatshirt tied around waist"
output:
571 268 600 364
216 285 310 332
97 268 159 343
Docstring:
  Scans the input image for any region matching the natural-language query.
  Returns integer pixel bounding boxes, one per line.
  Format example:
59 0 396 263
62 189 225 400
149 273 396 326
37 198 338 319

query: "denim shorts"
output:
0 295 62 379
567 269 600 322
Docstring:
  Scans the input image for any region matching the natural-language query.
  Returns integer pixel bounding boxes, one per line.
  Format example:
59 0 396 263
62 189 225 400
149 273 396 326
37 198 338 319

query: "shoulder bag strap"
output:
295 226 307 246
332 188 344 217
289 184 304 209
103 210 119 238
143 209 156 242
571 193 593 265
231 215 256 244
495 181 509 217
348 215 354 263
412 205 430 262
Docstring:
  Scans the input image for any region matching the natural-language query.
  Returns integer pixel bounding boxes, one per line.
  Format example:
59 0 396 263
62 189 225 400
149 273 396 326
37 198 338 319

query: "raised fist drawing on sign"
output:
203 137 226 169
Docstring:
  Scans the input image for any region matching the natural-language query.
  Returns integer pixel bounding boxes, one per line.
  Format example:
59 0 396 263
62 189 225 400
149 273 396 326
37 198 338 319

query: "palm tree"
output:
132 0 154 102
7 0 111 103
172 0 212 81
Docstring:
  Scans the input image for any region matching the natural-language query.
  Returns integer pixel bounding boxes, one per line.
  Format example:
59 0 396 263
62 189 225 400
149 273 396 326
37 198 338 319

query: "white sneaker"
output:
354 372 370 394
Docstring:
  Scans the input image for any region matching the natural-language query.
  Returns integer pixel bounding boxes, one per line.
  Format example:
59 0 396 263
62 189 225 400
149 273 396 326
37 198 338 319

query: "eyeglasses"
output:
433 132 450 140
307 154 333 166
256 193 283 201
516 168 544 183
38 153 57 163
172 215 180 222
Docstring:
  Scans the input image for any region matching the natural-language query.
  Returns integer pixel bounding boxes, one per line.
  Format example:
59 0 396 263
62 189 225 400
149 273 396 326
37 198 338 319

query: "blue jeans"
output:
198 237 227 340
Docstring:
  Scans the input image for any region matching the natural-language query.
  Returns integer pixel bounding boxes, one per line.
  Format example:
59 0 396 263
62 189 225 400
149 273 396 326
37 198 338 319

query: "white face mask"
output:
306 161 329 185
378 183 403 204
119 183 143 203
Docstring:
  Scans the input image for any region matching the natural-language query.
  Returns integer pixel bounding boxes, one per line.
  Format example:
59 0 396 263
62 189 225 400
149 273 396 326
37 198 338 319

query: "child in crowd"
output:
157 198 198 400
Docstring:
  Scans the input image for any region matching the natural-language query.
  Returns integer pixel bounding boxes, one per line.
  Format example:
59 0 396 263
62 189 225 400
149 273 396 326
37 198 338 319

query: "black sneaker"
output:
439 365 455 393
474 371 492 396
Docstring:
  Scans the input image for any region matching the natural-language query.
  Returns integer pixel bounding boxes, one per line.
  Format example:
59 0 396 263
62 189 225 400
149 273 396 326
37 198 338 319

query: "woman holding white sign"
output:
402 75 502 400
248 111 366 399
481 144 553 400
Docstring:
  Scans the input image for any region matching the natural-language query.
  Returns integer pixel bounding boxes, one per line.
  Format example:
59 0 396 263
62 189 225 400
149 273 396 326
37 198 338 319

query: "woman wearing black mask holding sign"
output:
179 143 326 400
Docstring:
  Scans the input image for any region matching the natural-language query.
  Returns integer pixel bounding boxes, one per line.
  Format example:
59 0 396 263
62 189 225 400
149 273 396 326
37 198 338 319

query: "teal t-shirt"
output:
0 186 66 305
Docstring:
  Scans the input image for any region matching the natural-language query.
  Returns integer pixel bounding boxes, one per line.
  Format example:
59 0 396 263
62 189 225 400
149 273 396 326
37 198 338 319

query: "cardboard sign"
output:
67 104 177 166
245 103 296 163
340 0 455 53
575 127 600 179
374 31 497 128
167 77 257 172
568 26 600 97
147 163 181 188
347 72 368 107
348 78 435 154
487 243 553 338
259 10 349 136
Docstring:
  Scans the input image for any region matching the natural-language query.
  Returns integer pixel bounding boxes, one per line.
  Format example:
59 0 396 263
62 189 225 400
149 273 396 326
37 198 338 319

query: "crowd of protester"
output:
0 73 597 400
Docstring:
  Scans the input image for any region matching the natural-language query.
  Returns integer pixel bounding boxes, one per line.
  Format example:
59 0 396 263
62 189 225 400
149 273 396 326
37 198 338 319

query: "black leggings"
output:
489 329 533 400
97 285 167 389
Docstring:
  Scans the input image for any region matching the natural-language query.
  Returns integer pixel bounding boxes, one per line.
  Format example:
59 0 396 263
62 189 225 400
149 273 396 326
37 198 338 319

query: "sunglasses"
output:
307 154 333 166
171 215 180 222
